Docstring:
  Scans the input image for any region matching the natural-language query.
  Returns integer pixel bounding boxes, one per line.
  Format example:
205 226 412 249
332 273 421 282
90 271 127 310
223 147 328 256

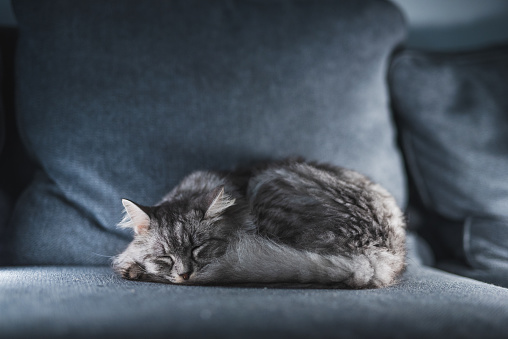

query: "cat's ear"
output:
204 186 235 219
120 199 151 235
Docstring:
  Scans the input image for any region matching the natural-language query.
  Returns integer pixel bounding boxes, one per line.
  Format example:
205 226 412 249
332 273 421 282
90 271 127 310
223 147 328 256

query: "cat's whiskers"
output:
92 252 115 259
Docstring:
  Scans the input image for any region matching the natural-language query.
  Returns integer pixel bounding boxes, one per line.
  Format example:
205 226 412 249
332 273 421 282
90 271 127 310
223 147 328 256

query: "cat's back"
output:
247 160 405 255
160 170 247 204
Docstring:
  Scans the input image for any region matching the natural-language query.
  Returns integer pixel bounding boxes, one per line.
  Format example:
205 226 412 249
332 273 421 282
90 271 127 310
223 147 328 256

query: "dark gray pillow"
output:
8 0 407 264
390 46 508 286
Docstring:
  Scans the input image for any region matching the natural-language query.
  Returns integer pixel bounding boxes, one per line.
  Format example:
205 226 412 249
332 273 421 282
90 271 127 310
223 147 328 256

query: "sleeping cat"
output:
113 159 406 288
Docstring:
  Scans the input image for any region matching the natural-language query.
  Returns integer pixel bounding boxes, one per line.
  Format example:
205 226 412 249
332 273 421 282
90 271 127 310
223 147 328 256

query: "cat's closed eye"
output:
154 256 174 268
192 244 207 260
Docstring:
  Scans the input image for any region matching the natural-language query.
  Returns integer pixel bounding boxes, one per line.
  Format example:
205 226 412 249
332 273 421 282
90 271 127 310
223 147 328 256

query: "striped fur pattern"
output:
113 159 406 288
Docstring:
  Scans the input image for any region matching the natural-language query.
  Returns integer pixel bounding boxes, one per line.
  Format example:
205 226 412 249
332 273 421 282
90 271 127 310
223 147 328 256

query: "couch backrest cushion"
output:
390 46 508 275
9 0 406 264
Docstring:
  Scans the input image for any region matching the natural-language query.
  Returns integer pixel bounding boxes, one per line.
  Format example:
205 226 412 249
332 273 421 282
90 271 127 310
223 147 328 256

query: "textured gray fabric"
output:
1 265 507 339
438 217 508 288
389 46 508 286
8 0 407 264
406 232 434 266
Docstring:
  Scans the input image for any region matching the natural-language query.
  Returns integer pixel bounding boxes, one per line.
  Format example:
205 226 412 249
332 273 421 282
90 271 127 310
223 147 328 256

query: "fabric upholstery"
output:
1 264 507 338
8 0 407 264
389 45 508 287
0 49 11 262
0 27 35 264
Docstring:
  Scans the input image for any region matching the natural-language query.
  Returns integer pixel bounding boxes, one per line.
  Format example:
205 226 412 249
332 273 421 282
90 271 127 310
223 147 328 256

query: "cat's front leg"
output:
112 249 145 280
120 262 146 280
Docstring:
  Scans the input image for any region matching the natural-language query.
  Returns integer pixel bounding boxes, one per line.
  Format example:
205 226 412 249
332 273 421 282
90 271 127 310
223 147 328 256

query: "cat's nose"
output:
179 272 192 280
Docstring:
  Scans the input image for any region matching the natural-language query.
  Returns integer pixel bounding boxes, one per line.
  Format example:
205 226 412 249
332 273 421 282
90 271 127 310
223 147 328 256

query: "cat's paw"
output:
122 262 145 280
113 258 145 280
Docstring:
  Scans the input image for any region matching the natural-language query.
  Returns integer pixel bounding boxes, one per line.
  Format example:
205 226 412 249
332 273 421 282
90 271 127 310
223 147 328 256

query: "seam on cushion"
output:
463 216 508 270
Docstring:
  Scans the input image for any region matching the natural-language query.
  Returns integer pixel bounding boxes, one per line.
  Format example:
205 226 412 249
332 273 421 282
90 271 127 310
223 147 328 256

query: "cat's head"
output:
113 186 241 284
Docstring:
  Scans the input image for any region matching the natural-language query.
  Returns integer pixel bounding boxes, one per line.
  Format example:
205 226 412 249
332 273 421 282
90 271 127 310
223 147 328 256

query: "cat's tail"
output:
193 234 404 289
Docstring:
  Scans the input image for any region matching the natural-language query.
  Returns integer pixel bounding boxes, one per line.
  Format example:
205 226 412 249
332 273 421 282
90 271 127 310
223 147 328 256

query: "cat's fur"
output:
113 159 406 288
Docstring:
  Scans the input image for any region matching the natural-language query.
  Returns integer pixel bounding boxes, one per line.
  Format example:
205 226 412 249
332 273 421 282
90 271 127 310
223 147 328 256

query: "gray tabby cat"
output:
113 159 406 288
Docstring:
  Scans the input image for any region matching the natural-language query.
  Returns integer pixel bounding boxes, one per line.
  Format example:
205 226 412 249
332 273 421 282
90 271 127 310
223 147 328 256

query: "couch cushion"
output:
1 264 507 338
390 45 508 286
1 27 35 264
0 49 11 262
8 0 407 264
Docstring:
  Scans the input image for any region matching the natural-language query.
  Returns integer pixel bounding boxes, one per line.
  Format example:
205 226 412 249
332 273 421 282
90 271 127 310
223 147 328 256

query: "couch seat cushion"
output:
1 264 507 338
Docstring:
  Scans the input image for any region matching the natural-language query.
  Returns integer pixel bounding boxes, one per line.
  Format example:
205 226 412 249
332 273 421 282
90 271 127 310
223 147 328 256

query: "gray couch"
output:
1 1 507 338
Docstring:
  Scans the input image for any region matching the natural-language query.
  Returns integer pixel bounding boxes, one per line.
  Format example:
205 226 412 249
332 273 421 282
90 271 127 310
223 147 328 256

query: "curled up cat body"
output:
113 159 406 289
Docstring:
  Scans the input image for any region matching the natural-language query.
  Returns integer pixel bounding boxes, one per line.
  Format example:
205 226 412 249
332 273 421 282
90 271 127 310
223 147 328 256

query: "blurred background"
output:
1 0 508 51
390 0 508 50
